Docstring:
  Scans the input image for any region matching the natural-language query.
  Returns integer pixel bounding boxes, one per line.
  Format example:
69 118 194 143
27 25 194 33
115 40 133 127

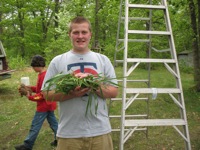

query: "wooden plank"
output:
0 70 15 75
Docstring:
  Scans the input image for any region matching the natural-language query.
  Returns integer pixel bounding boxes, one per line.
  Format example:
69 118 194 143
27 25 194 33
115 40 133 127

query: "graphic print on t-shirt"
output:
67 62 98 75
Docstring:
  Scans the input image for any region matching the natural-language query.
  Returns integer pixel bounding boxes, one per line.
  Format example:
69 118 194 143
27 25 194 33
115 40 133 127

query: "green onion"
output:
43 73 118 115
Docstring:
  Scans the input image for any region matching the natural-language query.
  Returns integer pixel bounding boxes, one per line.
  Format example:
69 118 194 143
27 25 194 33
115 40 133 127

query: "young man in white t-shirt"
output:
42 16 118 150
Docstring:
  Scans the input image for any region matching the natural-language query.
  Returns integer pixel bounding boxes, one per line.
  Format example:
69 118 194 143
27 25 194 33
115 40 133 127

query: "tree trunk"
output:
0 2 3 35
16 0 25 58
196 0 200 91
92 0 100 52
41 7 54 42
0 9 3 36
54 0 60 40
198 0 200 60
188 0 200 91
41 10 48 41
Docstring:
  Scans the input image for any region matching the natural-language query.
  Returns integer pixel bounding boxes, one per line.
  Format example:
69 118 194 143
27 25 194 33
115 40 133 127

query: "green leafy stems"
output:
43 72 119 116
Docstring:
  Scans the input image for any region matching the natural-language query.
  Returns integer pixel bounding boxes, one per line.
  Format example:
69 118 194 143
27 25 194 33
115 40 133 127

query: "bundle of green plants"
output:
43 73 118 115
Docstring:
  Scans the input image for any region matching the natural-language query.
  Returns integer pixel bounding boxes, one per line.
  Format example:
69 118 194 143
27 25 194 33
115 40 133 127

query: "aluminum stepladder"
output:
111 0 191 149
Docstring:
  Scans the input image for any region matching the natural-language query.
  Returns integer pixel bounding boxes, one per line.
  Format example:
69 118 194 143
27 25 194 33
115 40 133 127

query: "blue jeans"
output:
24 111 58 149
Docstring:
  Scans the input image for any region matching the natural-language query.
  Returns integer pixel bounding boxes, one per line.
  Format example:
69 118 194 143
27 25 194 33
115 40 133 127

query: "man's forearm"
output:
95 85 118 99
42 86 91 102
42 90 74 102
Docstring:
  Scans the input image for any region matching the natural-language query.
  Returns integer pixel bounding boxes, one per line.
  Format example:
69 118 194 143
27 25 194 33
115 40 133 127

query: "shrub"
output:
7 55 28 70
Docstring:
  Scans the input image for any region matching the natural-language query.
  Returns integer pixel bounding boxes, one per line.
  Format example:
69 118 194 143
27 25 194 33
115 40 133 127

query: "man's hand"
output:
69 86 90 97
74 72 90 79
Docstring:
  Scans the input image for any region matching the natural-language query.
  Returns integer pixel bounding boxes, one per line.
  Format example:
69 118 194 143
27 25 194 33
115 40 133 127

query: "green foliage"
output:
43 1 95 60
102 43 116 61
7 55 28 70
0 0 56 58
43 0 120 61
179 60 194 74
44 37 71 63
168 0 193 53
0 0 196 73
43 72 119 115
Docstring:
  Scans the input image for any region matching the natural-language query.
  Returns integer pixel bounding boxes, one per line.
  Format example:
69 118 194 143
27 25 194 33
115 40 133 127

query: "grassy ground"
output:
0 67 199 150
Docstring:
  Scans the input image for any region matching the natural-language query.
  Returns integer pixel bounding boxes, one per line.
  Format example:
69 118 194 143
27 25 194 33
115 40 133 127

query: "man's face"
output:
69 22 92 53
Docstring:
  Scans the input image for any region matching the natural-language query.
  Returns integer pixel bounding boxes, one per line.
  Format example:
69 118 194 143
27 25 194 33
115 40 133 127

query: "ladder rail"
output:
163 0 191 148
119 0 129 149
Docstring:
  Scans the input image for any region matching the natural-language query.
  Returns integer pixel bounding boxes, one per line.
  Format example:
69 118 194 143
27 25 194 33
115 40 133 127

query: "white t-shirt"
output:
42 50 117 138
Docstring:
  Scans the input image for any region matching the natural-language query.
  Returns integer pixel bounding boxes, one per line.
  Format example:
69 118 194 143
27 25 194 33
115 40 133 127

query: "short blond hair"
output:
68 16 92 33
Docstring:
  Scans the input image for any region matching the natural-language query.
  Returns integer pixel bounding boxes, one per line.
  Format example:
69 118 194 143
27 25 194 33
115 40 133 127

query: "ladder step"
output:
125 119 186 126
111 97 148 101
116 58 176 63
128 30 171 35
128 4 166 10
109 114 148 118
117 79 149 82
126 88 181 94
112 127 147 132
118 39 150 43
121 17 150 21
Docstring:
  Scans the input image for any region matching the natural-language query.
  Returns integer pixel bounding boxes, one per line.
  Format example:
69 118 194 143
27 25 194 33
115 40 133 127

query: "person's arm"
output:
97 57 118 99
27 85 36 93
42 86 90 102
27 92 44 102
31 86 37 93
95 84 118 99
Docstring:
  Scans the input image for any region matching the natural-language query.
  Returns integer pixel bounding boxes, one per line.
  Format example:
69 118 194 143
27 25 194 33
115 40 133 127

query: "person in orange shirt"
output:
15 55 58 150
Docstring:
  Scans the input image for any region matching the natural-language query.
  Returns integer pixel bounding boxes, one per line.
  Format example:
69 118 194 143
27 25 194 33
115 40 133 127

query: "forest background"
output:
1 0 199 81
1 0 200 90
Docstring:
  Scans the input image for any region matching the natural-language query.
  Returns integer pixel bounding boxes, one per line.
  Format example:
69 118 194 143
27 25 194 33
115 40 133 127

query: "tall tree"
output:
0 8 3 36
54 0 60 40
16 0 25 57
92 0 100 52
0 0 3 37
188 0 200 91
